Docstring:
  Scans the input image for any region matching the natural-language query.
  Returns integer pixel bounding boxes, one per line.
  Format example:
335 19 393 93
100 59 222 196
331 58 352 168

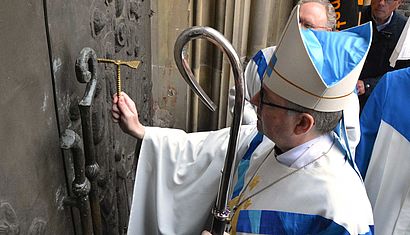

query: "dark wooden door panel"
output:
45 0 152 234
0 0 152 234
0 1 75 234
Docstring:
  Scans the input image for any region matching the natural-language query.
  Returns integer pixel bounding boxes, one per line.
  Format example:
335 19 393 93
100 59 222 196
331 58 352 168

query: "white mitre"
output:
264 5 372 112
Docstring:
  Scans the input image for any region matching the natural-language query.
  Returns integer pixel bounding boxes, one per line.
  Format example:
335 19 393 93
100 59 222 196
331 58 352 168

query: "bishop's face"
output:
250 85 299 152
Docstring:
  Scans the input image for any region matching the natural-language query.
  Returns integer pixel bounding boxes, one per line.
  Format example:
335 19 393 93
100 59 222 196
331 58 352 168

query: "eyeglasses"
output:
384 0 399 4
259 84 302 113
299 20 332 31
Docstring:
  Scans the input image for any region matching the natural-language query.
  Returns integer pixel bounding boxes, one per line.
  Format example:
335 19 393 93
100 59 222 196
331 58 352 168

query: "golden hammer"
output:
97 58 140 97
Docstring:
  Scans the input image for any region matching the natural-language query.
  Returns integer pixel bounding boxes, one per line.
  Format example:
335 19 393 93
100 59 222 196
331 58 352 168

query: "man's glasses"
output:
259 84 302 113
299 20 331 31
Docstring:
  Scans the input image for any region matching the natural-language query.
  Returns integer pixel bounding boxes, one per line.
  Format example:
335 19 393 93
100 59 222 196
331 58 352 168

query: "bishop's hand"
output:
112 92 145 139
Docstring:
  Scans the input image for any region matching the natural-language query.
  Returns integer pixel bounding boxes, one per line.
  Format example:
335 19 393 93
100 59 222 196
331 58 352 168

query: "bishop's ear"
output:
293 113 315 135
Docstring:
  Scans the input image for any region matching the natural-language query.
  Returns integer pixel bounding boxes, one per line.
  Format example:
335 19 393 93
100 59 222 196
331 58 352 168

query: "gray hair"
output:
286 101 343 134
297 0 337 30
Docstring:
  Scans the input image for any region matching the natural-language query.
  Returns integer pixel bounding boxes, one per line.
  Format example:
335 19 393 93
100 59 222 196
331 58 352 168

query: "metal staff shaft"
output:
174 26 244 235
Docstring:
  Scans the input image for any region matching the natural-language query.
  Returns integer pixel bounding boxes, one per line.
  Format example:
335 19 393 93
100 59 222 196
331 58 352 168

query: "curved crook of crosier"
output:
174 26 245 235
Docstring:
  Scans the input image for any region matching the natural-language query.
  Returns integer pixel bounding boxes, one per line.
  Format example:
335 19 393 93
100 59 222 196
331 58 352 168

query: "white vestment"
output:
229 132 373 235
127 125 373 234
356 67 410 234
127 125 258 235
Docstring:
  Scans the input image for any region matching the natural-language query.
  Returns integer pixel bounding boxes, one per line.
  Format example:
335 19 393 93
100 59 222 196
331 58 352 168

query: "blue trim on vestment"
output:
356 67 410 178
236 210 374 235
232 132 264 198
267 55 276 77
252 50 268 80
376 69 410 141
334 112 362 179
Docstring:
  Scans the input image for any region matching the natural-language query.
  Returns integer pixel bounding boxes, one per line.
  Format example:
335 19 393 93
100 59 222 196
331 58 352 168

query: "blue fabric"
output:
252 50 268 80
267 55 276 77
333 114 352 160
300 23 372 87
236 210 374 235
232 132 264 198
329 115 362 179
356 67 410 178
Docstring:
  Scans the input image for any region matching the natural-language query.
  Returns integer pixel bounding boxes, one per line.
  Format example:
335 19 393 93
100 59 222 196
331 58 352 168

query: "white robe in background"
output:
355 67 410 234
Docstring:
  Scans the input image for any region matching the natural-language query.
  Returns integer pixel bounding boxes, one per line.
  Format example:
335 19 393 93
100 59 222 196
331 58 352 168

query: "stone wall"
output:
399 0 410 17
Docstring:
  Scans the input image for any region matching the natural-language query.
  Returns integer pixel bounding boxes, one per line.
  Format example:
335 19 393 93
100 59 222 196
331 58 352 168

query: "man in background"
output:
357 0 410 110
